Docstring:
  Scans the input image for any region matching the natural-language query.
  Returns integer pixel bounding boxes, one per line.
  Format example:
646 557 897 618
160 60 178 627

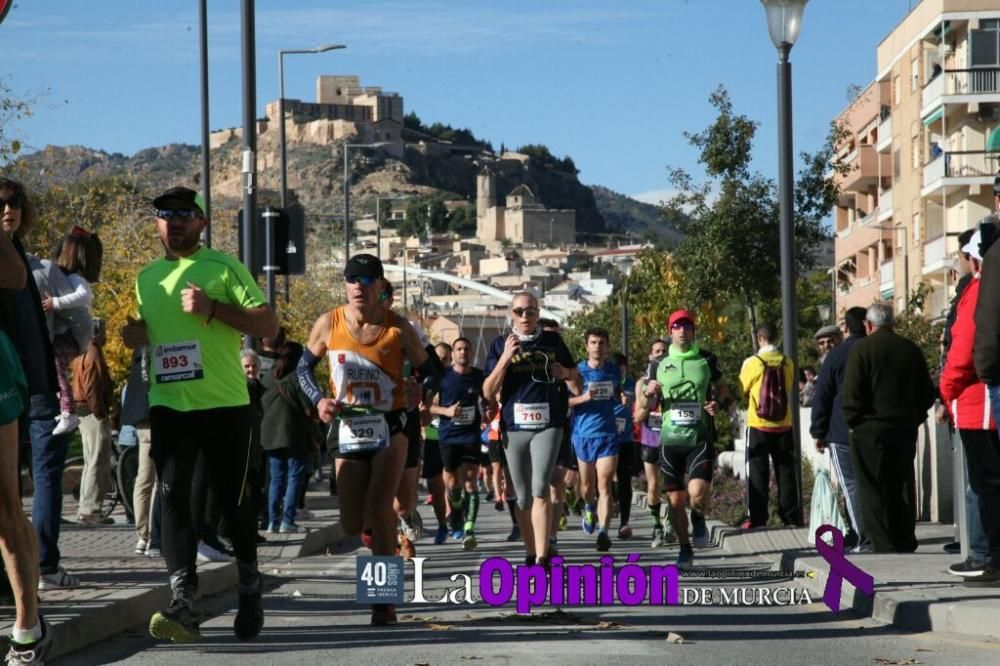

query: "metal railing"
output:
944 67 1000 95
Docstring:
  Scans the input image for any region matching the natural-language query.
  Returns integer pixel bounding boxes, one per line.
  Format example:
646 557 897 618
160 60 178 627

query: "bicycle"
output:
63 438 139 522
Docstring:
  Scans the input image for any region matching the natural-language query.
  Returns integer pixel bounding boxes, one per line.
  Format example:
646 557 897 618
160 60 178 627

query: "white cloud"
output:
629 188 677 206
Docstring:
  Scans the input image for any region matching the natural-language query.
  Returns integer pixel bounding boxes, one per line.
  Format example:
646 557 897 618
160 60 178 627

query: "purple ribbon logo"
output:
814 525 875 613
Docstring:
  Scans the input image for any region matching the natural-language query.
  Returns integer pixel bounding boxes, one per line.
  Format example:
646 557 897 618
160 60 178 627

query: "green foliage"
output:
404 111 487 147
1 79 35 165
447 204 476 235
895 281 946 378
514 144 579 175
665 86 843 343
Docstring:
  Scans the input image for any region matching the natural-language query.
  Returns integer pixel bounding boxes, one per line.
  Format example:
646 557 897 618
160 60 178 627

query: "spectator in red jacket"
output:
941 228 1000 582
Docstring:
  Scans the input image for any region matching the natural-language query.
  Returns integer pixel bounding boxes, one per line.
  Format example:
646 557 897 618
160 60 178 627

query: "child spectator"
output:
41 226 103 436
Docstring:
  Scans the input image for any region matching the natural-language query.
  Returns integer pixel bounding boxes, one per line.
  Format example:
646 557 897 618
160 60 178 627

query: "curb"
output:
34 501 347 661
779 551 1000 641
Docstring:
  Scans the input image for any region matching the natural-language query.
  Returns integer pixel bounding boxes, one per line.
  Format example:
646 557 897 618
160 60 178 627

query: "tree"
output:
1 80 33 165
664 86 847 347
447 204 476 235
895 282 945 378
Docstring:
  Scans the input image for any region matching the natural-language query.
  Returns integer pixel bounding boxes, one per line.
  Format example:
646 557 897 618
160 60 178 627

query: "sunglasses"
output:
671 322 694 330
0 193 23 210
156 209 199 220
512 307 539 317
345 274 379 286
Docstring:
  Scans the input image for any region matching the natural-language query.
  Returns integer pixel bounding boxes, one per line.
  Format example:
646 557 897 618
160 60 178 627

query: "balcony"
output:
840 145 889 193
876 114 892 153
922 68 1000 118
877 188 893 222
923 236 948 275
922 150 1000 197
880 259 894 295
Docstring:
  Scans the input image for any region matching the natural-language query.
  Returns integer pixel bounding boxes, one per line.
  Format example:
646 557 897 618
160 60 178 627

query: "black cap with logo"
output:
344 253 384 280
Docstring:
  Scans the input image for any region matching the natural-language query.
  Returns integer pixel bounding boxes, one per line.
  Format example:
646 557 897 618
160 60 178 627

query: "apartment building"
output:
832 82 894 318
870 0 1000 319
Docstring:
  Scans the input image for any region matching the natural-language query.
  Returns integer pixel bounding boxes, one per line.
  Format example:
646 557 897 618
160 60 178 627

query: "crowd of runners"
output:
1 181 747 659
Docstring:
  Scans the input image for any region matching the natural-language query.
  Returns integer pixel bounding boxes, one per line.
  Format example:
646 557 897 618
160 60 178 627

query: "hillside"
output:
16 137 670 244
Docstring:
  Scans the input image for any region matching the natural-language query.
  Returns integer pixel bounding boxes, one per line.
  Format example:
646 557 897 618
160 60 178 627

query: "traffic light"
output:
237 206 306 276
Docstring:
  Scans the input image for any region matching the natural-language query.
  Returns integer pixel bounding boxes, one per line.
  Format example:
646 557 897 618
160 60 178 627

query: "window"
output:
912 212 921 245
971 21 1000 67
912 136 921 170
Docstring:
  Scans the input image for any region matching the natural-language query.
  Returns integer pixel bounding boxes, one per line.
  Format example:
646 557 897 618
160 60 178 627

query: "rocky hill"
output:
16 135 674 244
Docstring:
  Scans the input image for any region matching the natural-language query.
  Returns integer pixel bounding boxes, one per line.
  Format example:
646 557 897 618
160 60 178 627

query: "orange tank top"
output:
325 306 405 411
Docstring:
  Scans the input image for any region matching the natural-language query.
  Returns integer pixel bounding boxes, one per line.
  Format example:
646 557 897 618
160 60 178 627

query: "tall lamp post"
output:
344 142 393 261
278 44 346 209
761 0 808 522
199 0 211 247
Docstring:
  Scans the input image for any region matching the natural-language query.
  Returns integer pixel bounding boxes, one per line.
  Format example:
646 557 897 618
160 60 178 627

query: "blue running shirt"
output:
485 330 575 432
437 367 484 445
572 360 621 439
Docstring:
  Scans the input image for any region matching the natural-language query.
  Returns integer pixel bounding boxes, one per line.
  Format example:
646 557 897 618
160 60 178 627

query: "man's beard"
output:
165 228 201 253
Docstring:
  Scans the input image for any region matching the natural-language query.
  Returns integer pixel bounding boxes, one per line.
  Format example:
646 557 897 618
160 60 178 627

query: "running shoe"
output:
398 535 416 560
4 616 52 665
559 514 568 530
197 541 232 563
582 510 597 535
434 525 448 545
506 525 521 542
268 522 279 534
462 532 477 551
485 490 495 503
596 531 612 552
650 526 665 548
690 512 709 548
279 522 301 534
494 500 504 512
676 545 695 570
135 539 149 555
423 494 435 506
149 600 202 643
361 529 374 550
402 512 423 541
146 546 162 558
618 524 633 540
949 557 990 576
371 603 398 626
564 487 577 510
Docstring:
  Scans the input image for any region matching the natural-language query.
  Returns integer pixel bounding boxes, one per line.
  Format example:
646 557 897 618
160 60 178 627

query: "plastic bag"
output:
810 468 847 545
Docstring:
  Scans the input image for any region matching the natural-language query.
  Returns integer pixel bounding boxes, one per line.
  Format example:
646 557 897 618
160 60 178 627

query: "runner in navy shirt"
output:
430 337 484 551
483 292 578 566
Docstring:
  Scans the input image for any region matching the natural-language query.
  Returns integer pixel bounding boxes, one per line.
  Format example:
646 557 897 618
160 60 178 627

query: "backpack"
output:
755 355 788 421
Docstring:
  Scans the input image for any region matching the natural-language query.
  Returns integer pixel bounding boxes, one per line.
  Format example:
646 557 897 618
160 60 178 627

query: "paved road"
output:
56 499 1000 666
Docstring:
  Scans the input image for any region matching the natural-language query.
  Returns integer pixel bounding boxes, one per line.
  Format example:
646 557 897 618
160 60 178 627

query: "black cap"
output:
152 187 206 216
344 253 384 279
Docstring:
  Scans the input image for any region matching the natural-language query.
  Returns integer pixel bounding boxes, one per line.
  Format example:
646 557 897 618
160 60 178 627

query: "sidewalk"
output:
632 489 1000 641
0 483 348 661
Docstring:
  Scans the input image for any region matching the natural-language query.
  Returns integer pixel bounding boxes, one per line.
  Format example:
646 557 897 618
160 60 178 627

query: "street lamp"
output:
278 44 346 208
344 141 394 261
761 0 808 524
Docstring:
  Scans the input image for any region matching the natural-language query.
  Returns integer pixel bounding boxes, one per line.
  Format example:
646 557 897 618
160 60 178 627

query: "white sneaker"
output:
196 541 232 563
134 539 148 555
38 566 80 590
145 546 162 558
51 412 80 436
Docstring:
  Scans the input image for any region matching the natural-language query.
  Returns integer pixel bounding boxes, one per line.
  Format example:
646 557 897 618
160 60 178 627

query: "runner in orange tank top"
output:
296 254 441 627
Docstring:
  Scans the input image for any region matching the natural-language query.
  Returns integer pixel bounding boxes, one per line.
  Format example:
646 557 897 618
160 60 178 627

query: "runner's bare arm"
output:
634 377 651 422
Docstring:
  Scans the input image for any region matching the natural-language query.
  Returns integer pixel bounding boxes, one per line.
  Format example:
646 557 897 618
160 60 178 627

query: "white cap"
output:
963 230 983 262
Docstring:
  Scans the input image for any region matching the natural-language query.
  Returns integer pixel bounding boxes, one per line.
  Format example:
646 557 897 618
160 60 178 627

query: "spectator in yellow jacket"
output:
739 322 800 528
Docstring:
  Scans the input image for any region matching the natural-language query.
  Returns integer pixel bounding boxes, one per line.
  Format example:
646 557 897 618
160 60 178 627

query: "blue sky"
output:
2 0 913 203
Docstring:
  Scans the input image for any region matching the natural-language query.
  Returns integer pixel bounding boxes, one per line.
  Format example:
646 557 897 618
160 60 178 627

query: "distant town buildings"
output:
475 166 576 247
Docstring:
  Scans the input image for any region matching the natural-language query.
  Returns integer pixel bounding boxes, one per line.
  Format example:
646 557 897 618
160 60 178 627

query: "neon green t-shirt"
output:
136 246 266 412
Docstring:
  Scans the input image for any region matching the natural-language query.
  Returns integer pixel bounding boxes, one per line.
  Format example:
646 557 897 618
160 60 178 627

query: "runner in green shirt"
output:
122 187 277 645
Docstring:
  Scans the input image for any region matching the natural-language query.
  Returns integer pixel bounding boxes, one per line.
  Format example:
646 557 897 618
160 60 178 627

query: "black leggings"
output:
150 406 258 580
616 442 637 525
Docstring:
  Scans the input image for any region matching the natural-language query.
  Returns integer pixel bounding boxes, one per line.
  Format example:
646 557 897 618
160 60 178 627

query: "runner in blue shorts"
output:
569 327 621 552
